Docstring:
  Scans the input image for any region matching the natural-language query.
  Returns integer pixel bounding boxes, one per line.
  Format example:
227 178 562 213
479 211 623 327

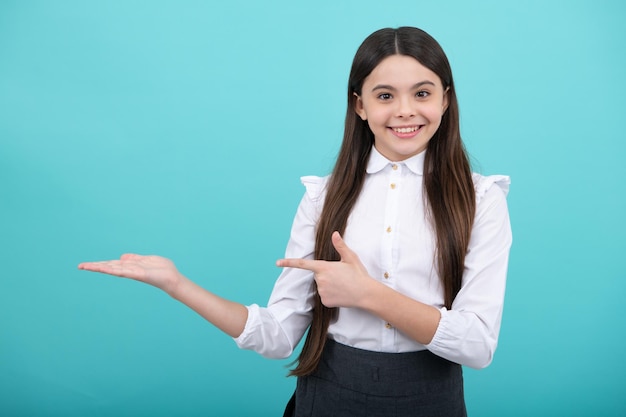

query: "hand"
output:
78 254 183 296
276 231 375 308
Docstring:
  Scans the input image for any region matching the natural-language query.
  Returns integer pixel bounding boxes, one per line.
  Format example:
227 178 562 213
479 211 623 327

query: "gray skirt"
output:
283 339 466 417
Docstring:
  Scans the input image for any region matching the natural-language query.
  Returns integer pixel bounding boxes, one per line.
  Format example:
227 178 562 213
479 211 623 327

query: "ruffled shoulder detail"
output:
472 173 510 204
300 175 329 203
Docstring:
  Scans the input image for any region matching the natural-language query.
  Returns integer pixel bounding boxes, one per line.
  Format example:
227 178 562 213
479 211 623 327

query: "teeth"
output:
393 126 418 133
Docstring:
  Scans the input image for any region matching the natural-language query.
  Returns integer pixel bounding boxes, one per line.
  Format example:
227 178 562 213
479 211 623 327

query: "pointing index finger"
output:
276 258 321 272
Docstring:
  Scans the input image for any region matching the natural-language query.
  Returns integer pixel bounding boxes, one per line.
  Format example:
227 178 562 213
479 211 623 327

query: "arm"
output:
425 183 512 368
360 280 441 345
277 182 512 367
277 232 441 345
170 275 248 338
78 254 248 338
234 181 322 358
79 176 325 357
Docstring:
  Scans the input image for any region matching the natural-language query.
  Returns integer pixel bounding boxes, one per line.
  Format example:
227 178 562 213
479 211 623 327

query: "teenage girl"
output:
79 27 512 416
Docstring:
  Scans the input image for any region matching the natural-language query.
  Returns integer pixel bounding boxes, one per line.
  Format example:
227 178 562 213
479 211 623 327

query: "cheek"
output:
368 107 392 124
424 105 445 124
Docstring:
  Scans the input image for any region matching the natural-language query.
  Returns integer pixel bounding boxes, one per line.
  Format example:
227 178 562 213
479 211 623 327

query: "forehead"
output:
364 54 442 88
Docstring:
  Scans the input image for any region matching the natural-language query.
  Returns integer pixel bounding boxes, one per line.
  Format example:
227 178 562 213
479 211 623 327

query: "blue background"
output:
1 0 624 415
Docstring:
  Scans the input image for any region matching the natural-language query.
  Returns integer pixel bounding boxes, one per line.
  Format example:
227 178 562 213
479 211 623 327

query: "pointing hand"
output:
276 232 373 308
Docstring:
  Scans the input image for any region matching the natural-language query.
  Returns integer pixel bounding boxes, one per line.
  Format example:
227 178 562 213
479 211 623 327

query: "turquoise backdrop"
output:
1 0 624 415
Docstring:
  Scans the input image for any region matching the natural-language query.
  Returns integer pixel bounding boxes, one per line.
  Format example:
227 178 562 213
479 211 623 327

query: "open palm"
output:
78 254 182 295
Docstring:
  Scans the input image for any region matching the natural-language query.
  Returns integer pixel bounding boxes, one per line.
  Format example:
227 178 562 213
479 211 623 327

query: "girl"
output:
79 27 512 416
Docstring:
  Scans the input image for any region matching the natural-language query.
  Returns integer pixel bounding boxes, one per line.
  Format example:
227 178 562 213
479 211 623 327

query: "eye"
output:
416 90 430 98
377 93 392 101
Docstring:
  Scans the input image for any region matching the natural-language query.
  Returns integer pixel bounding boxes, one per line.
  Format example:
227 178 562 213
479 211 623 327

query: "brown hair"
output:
290 27 476 376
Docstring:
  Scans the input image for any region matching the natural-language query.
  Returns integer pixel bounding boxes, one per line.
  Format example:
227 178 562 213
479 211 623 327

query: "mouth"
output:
391 126 420 133
389 125 423 137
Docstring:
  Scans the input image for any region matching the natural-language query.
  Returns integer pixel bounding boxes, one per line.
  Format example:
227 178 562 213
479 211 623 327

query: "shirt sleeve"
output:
425 175 512 369
233 176 325 359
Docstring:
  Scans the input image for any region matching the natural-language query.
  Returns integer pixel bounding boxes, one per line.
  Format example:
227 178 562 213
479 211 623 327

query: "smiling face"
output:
354 54 449 161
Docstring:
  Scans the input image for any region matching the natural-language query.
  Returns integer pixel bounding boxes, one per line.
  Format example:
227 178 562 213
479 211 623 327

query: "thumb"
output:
331 231 358 263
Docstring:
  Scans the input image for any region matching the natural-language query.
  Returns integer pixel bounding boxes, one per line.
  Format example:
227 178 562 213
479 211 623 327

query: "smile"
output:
391 126 420 134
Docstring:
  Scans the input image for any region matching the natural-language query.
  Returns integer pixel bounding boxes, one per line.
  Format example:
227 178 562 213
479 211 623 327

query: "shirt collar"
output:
366 146 425 176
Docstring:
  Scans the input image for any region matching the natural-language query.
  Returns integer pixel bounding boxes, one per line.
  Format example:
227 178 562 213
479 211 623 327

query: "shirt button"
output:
385 323 393 329
386 226 392 233
390 183 396 189
383 272 390 279
392 164 398 170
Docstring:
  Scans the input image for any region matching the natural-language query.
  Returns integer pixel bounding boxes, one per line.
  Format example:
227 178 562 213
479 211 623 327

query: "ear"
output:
354 93 367 121
442 87 450 113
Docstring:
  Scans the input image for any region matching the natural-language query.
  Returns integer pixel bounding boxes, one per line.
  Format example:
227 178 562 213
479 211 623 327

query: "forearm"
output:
360 280 441 345
169 275 248 338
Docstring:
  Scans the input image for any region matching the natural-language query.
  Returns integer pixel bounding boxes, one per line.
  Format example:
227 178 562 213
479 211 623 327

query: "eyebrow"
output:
371 81 436 92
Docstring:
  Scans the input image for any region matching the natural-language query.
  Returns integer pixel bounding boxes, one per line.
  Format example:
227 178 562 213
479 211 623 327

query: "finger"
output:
78 261 141 279
78 261 119 274
331 231 358 263
276 258 322 272
78 254 137 271
78 260 112 269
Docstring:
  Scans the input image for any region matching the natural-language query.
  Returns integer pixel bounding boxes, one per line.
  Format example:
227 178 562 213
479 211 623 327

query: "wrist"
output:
358 276 383 310
166 273 187 299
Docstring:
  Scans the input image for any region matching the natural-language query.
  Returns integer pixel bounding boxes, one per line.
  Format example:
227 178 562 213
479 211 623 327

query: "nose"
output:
396 96 415 118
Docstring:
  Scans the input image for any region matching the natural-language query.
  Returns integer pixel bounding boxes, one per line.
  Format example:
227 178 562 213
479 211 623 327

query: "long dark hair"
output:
290 27 476 377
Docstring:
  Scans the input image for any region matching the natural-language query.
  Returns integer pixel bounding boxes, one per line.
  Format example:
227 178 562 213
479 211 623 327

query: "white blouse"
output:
235 146 512 369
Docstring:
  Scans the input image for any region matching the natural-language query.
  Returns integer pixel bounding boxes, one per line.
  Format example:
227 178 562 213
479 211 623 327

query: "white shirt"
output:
235 147 512 369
